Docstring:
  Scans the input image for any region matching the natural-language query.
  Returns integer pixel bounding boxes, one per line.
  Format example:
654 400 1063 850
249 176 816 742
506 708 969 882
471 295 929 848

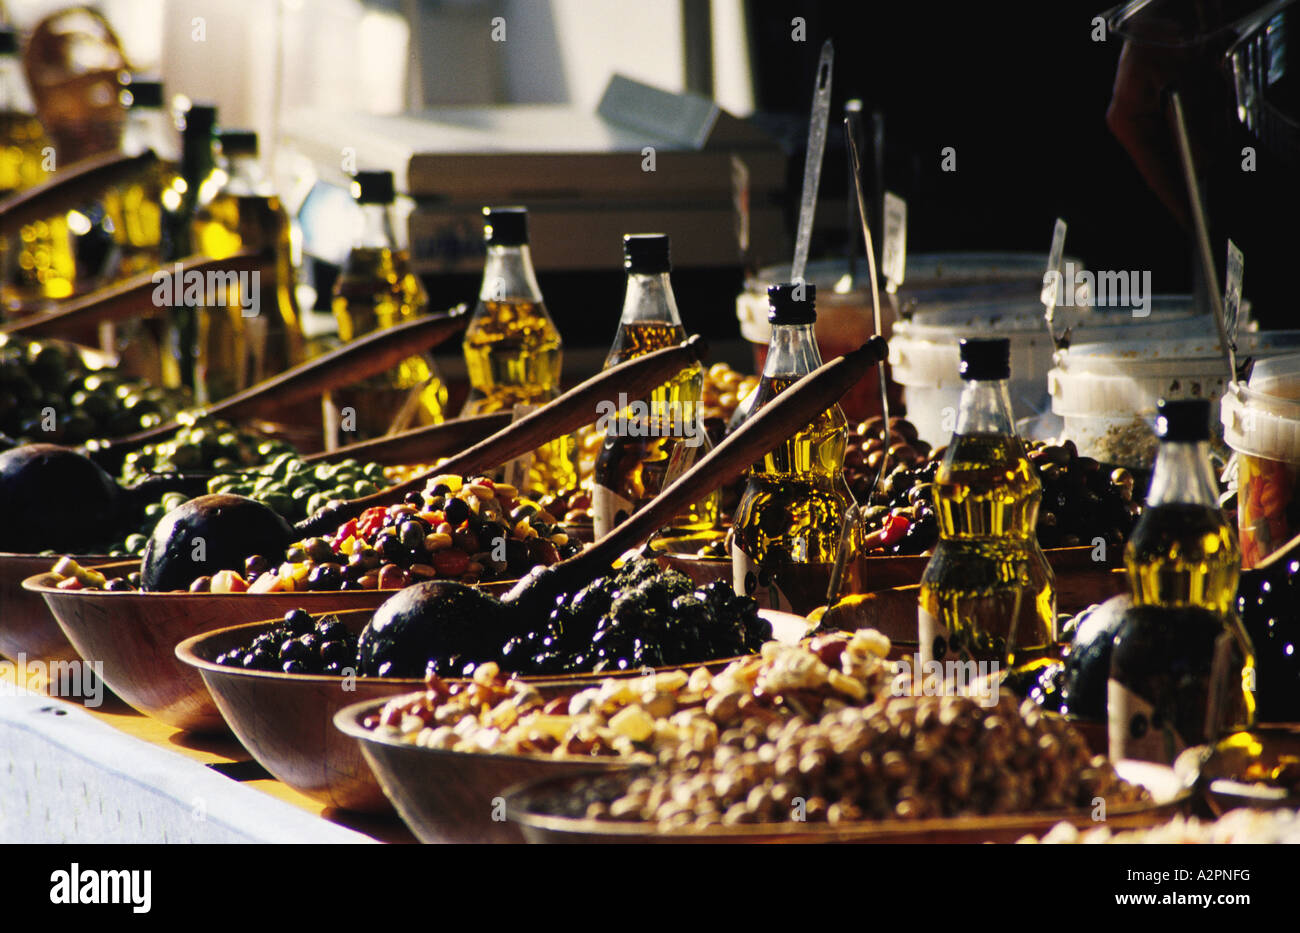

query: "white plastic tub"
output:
1221 354 1300 567
891 295 1218 447
1050 330 1300 468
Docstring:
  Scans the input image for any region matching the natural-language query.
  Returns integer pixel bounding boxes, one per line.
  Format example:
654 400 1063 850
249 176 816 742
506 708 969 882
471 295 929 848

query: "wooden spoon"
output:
296 336 712 537
82 305 470 472
0 150 158 238
0 251 270 337
300 412 513 466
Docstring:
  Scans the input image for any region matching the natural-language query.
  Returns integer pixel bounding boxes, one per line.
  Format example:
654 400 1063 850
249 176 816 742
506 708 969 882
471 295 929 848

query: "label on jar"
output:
731 542 795 613
1107 679 1186 765
592 483 636 540
917 604 951 668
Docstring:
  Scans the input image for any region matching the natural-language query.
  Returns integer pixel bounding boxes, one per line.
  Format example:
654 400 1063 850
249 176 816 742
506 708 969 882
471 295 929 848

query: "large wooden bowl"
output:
503 760 1188 844
0 551 111 663
333 695 633 843
24 562 420 732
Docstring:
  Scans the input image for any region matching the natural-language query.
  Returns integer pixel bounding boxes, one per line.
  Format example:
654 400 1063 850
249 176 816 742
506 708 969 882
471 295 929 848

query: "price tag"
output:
1224 239 1244 349
1041 217 1067 309
502 402 537 491
881 191 907 288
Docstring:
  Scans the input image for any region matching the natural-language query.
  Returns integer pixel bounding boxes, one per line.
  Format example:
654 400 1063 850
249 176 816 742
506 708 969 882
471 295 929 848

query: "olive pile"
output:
206 454 385 523
500 554 771 676
0 339 186 447
214 609 358 675
847 418 1139 556
1237 558 1300 723
120 417 273 481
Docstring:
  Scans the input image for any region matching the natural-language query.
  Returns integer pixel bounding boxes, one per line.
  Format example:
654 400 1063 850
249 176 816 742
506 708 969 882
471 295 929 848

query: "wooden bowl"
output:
503 759 1188 844
0 551 110 663
1191 725 1300 815
24 562 420 732
333 694 633 842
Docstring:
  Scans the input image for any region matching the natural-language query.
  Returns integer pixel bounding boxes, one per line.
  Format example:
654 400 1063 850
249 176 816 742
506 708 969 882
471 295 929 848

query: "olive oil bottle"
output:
327 170 446 446
593 234 717 537
191 130 303 398
461 206 571 492
103 79 177 278
731 283 857 613
1109 398 1255 764
0 27 75 305
918 338 1055 668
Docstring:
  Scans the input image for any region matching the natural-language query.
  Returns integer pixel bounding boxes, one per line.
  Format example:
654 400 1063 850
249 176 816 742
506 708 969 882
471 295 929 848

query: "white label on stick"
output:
1041 217 1068 309
1224 239 1244 348
882 191 908 287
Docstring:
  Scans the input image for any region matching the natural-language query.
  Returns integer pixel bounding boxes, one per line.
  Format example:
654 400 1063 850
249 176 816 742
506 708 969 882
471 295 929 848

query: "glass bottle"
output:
326 170 446 446
159 101 217 391
593 234 718 538
191 129 302 398
0 26 75 306
1109 398 1255 763
731 283 857 614
461 206 571 492
917 337 1056 668
103 79 177 277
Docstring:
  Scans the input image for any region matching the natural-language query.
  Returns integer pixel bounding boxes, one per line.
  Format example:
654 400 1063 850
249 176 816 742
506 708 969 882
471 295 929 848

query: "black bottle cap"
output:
959 338 1011 380
483 206 528 246
352 170 395 205
623 234 671 274
122 79 164 109
0 28 20 56
1155 398 1211 442
768 283 816 325
217 130 258 157
184 103 217 134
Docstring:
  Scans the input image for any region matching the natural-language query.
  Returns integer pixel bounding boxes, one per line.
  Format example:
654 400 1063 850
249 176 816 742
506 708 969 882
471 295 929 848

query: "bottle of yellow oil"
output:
326 170 446 446
731 283 857 614
593 234 716 537
190 129 302 399
461 206 571 492
1108 398 1255 764
918 337 1056 669
0 26 75 306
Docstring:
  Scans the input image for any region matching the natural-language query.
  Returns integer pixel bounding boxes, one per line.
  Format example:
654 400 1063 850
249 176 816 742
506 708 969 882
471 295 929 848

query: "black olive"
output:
444 497 470 527
284 608 314 634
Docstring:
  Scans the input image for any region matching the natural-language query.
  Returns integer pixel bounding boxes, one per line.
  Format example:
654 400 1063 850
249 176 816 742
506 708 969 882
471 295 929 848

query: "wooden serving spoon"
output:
0 150 159 239
296 336 712 537
300 411 513 466
0 251 270 337
82 305 471 472
355 334 890 669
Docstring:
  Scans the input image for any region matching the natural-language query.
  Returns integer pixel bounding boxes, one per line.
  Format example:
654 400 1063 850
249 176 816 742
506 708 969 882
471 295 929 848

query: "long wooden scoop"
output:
0 150 159 238
301 411 513 466
296 335 710 536
0 251 270 337
83 305 470 471
501 335 891 618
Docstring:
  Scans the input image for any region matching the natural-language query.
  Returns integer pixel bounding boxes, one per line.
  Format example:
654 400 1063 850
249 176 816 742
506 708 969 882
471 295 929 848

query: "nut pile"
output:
1030 809 1300 844
369 629 895 758
530 693 1149 829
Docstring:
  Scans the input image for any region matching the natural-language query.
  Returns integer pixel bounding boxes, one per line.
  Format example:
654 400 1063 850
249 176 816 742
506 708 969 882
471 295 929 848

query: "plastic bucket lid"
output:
1050 330 1300 417
1222 352 1300 463
891 295 1212 390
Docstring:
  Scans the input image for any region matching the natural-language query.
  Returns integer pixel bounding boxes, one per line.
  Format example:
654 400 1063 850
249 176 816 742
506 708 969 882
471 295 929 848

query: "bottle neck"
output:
479 243 542 302
353 202 396 250
219 153 272 197
0 55 32 113
179 125 215 195
619 271 680 325
954 378 1017 435
122 108 178 161
762 322 823 378
1145 440 1220 508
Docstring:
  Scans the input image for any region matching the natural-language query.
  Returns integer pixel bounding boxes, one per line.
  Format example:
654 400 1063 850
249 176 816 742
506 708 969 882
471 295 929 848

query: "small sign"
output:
881 191 907 287
1224 239 1244 348
1041 217 1068 309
